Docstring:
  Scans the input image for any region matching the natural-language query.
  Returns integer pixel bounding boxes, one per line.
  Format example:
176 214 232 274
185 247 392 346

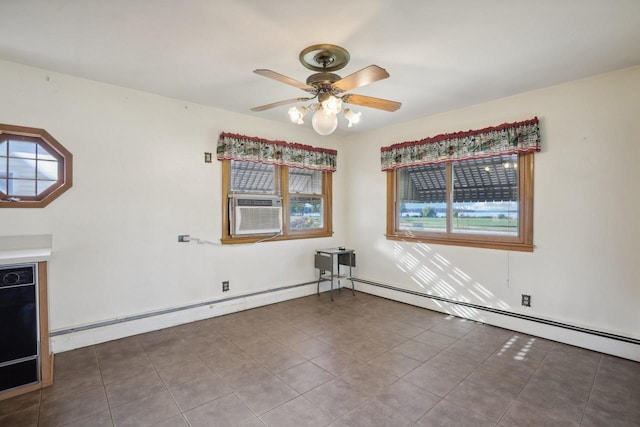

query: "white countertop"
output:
0 234 52 265
0 248 52 265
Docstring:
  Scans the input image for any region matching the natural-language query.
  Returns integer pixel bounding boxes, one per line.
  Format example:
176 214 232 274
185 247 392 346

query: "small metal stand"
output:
315 248 356 301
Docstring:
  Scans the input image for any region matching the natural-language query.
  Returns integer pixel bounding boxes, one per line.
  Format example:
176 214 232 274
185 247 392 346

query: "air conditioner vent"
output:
229 195 282 235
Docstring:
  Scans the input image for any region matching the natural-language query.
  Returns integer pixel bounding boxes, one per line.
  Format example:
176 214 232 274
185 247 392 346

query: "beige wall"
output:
0 59 347 349
344 66 640 359
1 58 638 359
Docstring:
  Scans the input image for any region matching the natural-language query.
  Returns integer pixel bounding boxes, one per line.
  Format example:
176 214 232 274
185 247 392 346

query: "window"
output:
387 152 534 251
221 160 332 243
0 124 73 208
217 132 336 244
288 167 325 231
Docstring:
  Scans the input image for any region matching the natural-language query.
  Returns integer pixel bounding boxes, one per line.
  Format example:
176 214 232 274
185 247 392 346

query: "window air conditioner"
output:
229 194 283 236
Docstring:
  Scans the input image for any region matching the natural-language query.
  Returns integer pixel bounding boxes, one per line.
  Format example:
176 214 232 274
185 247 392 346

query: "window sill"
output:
221 231 333 245
385 233 533 252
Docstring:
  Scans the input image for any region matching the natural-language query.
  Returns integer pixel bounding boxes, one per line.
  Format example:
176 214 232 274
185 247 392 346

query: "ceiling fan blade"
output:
251 97 313 112
331 65 390 92
253 69 315 92
342 94 401 112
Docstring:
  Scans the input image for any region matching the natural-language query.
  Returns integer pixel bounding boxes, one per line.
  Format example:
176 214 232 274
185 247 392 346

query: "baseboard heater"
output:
51 278 639 347
51 280 317 337
353 278 640 346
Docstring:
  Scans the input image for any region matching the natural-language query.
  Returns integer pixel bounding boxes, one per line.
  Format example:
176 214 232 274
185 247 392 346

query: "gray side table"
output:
315 248 356 301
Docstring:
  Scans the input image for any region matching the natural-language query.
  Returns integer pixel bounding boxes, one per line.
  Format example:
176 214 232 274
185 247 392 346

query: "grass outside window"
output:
387 153 534 252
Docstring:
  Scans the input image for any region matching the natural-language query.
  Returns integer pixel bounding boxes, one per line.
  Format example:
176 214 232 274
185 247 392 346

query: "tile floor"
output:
1 291 639 426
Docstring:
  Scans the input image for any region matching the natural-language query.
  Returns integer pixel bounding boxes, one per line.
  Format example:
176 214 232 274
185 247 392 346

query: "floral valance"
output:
217 132 337 172
380 117 541 171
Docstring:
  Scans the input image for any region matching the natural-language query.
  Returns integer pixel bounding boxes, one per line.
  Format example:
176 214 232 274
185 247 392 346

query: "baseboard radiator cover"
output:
49 277 639 361
353 278 639 361
50 280 321 353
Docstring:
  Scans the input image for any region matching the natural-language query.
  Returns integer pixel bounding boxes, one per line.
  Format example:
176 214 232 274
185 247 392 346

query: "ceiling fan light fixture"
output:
252 43 402 136
343 108 361 127
320 94 342 115
311 108 338 135
288 105 307 124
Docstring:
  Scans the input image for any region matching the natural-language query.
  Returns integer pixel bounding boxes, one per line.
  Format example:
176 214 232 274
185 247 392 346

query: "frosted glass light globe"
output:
312 110 338 135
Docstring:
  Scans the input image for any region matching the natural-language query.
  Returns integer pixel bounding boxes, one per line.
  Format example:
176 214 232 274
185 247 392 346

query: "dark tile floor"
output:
1 291 639 426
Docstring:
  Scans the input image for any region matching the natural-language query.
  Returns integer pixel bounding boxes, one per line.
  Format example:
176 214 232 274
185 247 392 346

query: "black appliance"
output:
0 264 39 392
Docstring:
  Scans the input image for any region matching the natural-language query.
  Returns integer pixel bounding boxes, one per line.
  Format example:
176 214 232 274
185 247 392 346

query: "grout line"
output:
153 364 179 423
36 389 42 427
579 355 602 425
92 346 116 427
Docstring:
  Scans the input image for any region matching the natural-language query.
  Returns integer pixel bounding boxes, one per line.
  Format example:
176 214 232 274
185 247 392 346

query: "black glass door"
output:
0 265 38 392
0 285 38 362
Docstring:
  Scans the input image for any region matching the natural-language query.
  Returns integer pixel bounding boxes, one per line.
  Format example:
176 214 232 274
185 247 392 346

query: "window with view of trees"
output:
0 124 73 208
218 132 335 244
221 160 332 243
288 167 324 231
383 118 540 252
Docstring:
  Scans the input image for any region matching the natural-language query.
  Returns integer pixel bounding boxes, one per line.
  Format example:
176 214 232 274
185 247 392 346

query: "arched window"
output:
0 124 73 208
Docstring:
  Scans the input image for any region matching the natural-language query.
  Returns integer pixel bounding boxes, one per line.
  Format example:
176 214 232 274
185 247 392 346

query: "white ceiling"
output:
1 0 639 136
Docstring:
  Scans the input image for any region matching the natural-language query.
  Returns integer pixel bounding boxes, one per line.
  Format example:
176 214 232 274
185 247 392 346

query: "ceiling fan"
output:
251 44 402 135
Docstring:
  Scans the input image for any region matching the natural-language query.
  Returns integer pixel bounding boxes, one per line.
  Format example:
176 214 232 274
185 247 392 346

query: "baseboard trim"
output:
49 276 640 361
353 278 640 361
353 278 639 345
51 280 317 337
50 280 321 353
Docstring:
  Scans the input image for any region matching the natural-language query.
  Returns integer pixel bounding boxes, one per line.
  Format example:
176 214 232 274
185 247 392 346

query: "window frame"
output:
221 160 332 244
386 152 534 252
285 167 327 234
0 124 73 208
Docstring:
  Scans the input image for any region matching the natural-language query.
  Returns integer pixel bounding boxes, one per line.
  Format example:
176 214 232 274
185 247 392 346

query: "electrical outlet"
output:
522 294 531 307
178 235 190 242
222 281 229 292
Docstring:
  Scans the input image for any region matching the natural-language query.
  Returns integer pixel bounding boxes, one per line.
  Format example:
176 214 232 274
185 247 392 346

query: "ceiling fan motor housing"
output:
306 72 342 94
